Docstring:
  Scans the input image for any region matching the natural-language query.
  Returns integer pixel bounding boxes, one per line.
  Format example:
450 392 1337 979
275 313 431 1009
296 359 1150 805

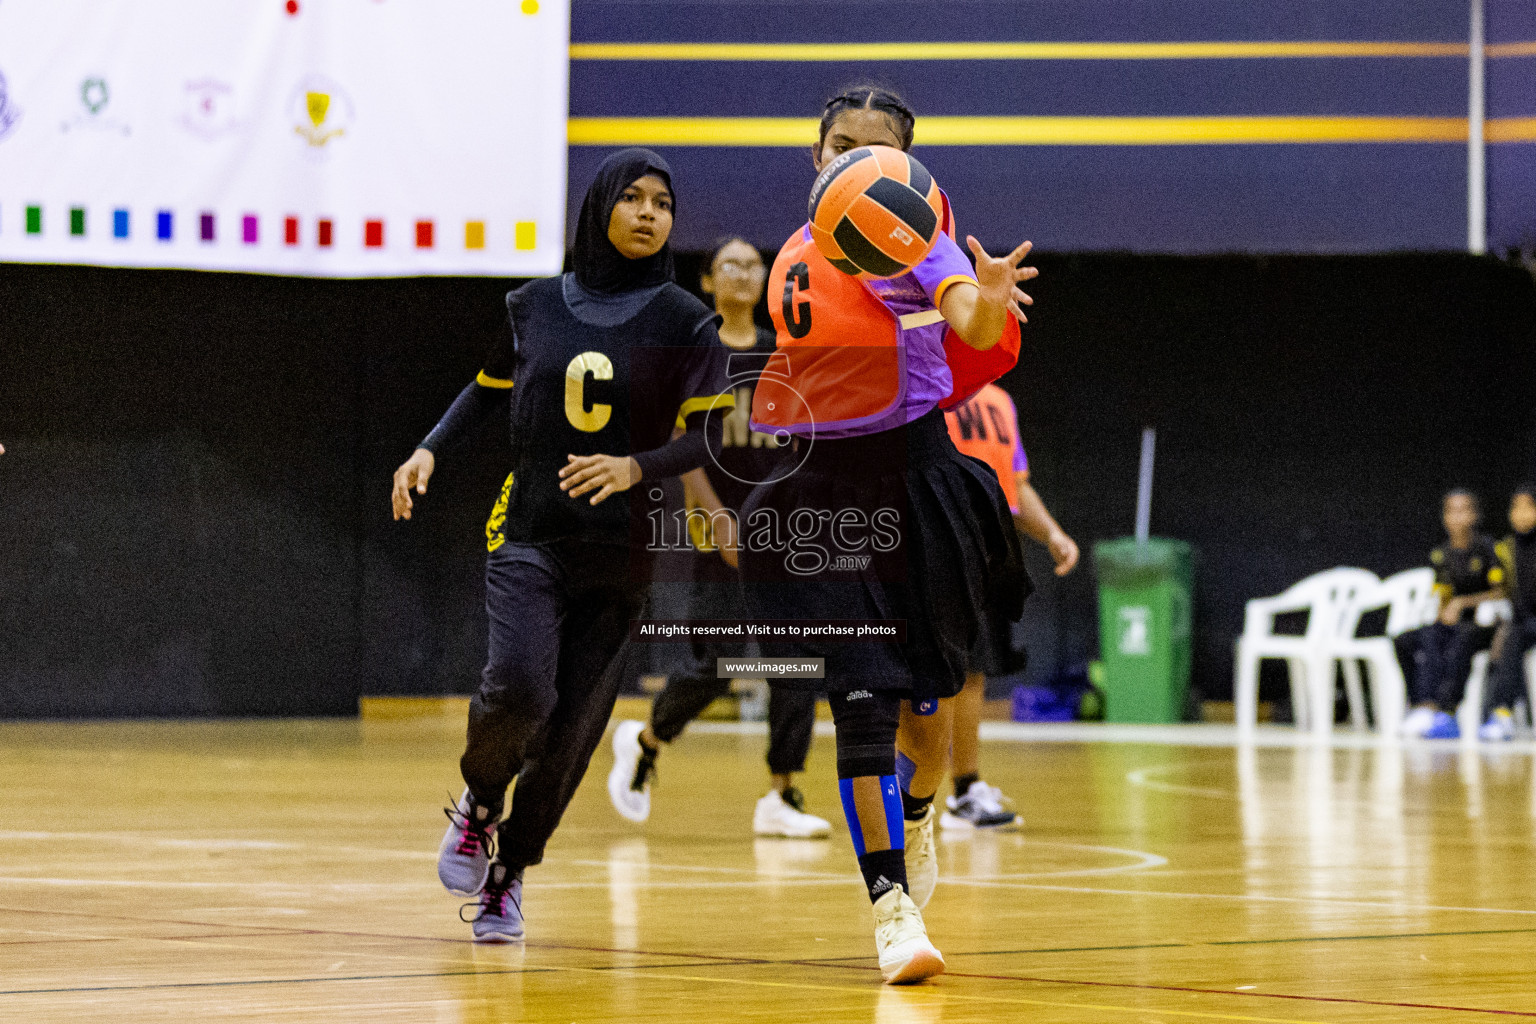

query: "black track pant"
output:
649 576 815 775
460 539 646 870
1416 620 1496 711
1487 614 1536 713
651 676 815 775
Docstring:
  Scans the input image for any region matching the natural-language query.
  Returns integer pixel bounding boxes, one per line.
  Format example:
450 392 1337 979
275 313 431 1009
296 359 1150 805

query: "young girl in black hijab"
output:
392 149 731 942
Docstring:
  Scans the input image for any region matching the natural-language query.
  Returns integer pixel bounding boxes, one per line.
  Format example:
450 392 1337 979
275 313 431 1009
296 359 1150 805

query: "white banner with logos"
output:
0 0 569 277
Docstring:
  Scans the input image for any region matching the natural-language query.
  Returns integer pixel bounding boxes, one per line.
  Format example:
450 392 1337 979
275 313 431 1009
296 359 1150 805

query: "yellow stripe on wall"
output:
572 41 1475 62
1486 41 1536 58
570 115 1477 147
1487 118 1536 143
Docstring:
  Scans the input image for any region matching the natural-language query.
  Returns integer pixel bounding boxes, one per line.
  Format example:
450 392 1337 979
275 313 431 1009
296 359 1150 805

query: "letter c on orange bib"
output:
808 146 943 279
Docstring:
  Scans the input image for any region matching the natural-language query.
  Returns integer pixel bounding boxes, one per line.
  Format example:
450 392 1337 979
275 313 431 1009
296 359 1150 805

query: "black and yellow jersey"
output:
1430 533 1503 621
484 277 732 549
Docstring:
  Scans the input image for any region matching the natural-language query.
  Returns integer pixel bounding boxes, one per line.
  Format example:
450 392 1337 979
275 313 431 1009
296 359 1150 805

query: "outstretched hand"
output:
560 453 640 506
966 236 1037 324
392 448 435 521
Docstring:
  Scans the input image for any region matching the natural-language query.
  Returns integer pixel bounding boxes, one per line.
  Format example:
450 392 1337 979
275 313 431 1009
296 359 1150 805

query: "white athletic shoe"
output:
940 780 1024 832
438 788 497 896
1401 706 1437 738
465 862 524 943
873 884 945 985
1480 708 1516 742
607 720 655 823
753 787 832 839
903 804 937 909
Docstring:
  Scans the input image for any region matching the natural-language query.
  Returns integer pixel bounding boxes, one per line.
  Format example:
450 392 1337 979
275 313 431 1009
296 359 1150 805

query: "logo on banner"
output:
180 78 240 140
0 69 22 142
290 75 353 150
62 76 130 136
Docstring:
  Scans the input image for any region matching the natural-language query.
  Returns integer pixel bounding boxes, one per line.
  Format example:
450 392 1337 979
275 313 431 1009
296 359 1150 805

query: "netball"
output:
808 144 944 278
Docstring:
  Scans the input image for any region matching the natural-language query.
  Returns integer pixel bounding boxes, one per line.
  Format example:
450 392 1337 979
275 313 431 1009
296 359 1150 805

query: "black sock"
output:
901 788 933 821
857 848 908 903
953 773 980 798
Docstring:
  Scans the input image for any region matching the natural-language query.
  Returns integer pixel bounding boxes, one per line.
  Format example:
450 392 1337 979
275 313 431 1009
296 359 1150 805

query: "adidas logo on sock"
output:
870 875 894 895
847 689 873 700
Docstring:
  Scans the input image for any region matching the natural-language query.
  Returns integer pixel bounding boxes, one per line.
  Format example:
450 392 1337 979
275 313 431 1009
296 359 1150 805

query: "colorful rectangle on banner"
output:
318 219 334 248
242 215 258 244
70 208 86 237
113 209 130 239
200 213 215 242
415 220 433 249
465 221 486 249
515 221 537 250
364 220 384 248
284 217 299 246
157 210 173 241
26 206 41 235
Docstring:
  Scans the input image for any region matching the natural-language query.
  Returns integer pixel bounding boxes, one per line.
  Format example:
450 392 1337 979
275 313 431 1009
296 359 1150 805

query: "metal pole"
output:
1468 0 1487 255
1135 426 1155 544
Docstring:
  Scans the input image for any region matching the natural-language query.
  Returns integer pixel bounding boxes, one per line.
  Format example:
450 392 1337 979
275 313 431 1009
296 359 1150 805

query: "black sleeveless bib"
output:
497 277 715 546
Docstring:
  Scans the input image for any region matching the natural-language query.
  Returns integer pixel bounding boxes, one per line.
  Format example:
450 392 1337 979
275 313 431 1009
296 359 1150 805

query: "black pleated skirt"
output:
737 407 1031 699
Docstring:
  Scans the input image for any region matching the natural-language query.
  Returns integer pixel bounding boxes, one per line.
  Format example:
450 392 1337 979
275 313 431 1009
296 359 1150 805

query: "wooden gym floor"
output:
3 706 1536 1022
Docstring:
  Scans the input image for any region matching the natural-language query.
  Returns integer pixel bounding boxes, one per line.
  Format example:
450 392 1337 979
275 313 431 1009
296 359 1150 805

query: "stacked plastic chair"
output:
1234 568 1380 737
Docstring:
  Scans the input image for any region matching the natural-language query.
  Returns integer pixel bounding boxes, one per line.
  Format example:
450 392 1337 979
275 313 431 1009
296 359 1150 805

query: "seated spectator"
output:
1478 485 1536 741
1401 490 1505 739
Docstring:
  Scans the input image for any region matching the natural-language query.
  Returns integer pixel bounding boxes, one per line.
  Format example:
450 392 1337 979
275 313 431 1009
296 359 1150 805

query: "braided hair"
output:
817 85 916 152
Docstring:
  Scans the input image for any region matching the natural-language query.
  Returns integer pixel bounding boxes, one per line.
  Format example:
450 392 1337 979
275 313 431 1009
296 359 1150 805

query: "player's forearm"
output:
939 283 1007 352
1012 481 1062 547
418 380 508 455
631 413 723 481
682 467 726 514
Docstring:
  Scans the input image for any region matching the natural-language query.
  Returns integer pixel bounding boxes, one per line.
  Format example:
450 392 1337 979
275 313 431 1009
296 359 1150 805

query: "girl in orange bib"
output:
737 86 1037 983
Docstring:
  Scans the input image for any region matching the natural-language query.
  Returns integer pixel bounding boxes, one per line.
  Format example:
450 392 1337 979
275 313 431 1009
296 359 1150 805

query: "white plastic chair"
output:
1457 599 1514 736
1331 567 1437 735
1235 568 1380 737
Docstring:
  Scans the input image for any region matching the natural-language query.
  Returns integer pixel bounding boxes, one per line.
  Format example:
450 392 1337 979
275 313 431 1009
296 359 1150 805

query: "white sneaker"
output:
753 787 832 838
903 804 937 909
1480 708 1516 742
438 788 497 896
1401 706 1437 738
873 884 945 984
940 780 1024 831
466 862 524 943
606 720 655 823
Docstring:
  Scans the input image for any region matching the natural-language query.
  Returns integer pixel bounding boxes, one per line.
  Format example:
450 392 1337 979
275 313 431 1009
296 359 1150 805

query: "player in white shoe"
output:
739 85 1035 983
606 239 830 840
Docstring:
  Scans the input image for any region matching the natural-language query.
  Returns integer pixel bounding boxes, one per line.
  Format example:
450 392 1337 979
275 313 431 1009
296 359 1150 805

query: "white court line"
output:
945 879 1536 917
5 873 1534 918
0 875 848 891
0 832 436 862
689 719 1536 751
1125 764 1234 799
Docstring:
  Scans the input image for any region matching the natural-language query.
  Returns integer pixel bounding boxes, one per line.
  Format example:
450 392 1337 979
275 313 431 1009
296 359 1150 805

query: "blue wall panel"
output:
567 1 1534 254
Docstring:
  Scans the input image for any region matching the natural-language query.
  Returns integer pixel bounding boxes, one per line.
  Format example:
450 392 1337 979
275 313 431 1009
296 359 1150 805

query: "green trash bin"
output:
1094 537 1194 723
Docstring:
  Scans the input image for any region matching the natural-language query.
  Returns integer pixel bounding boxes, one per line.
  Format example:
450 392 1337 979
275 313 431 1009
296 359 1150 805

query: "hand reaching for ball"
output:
967 237 1037 325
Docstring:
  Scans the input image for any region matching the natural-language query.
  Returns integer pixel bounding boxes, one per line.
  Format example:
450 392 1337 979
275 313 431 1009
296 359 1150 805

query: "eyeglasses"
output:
713 259 764 277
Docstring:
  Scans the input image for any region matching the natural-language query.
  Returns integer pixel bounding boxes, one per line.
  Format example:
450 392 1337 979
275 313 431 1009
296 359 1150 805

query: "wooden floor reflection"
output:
3 716 1535 1022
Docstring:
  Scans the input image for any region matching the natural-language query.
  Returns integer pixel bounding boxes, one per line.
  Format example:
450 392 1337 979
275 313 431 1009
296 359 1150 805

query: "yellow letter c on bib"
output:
564 351 613 432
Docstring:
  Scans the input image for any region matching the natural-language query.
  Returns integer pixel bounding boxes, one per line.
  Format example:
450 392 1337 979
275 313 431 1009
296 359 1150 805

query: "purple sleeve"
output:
1012 434 1029 474
908 232 976 307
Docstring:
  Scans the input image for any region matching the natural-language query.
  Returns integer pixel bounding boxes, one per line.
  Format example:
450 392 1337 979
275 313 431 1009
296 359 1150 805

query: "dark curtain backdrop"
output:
1 254 1532 717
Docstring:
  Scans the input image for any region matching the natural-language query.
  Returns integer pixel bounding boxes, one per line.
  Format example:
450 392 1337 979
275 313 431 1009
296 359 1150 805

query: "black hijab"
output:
573 148 676 294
